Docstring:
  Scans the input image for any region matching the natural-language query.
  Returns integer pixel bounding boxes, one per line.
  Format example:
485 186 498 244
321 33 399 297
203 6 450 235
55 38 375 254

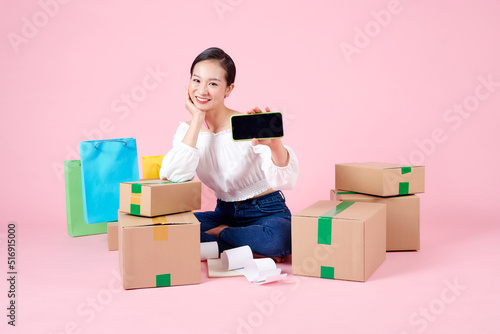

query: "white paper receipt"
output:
218 245 287 284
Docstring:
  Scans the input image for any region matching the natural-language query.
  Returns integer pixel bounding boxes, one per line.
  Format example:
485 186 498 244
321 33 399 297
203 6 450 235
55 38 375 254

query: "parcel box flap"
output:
336 162 424 170
118 211 200 228
294 200 385 222
333 189 420 203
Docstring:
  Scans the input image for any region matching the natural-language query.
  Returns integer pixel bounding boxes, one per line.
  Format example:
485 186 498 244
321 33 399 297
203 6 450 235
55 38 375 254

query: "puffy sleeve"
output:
252 144 299 190
159 123 200 182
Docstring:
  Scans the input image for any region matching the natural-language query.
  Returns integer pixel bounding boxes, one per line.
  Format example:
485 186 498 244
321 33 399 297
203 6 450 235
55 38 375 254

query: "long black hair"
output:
190 47 236 86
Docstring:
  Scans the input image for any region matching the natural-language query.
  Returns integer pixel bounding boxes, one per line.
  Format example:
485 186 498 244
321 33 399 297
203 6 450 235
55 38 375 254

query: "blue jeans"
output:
195 191 292 258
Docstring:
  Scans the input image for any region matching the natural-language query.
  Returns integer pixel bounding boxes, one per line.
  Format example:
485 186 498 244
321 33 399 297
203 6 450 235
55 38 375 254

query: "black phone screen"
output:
231 112 284 141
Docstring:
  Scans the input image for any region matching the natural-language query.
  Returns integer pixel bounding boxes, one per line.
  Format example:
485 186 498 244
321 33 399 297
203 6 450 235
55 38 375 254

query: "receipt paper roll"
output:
200 241 219 261
220 245 253 271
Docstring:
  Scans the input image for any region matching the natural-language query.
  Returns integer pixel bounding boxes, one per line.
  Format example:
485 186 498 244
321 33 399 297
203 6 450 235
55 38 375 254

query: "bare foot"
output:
272 256 285 263
205 225 229 238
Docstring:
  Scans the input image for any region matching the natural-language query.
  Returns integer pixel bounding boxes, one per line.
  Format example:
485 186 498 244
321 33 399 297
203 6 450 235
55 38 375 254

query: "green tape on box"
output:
131 183 142 194
399 182 409 195
156 274 171 287
320 266 335 279
130 181 177 188
401 167 412 174
318 217 332 245
337 191 359 195
130 204 141 215
323 201 355 217
317 201 355 245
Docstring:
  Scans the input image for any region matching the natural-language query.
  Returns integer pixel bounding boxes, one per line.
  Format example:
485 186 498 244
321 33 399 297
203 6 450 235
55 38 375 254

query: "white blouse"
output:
160 122 299 202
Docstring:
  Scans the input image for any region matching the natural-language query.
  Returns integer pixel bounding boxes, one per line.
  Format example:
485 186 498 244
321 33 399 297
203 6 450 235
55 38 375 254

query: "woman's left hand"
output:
246 106 278 147
246 106 289 167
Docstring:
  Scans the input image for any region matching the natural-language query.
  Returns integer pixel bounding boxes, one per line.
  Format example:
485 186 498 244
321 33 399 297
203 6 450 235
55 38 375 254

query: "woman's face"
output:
188 60 233 111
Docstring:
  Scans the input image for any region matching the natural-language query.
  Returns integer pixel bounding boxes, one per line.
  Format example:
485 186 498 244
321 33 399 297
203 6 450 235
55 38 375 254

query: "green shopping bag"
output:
64 160 108 237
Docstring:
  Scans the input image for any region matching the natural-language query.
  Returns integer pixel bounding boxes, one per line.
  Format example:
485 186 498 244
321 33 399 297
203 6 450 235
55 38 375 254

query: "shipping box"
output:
107 221 118 251
120 179 201 217
335 162 425 197
331 190 420 251
292 200 386 282
118 211 201 289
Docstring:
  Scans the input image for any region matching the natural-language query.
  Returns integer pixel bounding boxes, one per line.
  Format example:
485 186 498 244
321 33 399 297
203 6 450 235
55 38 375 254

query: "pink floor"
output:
4 203 498 334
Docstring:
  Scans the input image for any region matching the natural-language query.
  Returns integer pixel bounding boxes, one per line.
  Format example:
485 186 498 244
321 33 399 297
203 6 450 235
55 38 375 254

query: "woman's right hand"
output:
185 89 205 121
182 89 208 147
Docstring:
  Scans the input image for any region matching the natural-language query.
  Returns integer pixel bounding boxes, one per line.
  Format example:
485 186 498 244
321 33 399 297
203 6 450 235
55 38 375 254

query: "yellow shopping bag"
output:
142 155 164 179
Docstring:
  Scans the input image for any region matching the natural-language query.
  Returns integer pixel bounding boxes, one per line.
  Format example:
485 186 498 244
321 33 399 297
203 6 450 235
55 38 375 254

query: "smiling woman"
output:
159 47 299 261
187 58 233 125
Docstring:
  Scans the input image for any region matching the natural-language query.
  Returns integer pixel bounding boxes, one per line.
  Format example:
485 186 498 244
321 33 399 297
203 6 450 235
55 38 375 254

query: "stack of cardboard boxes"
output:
292 162 425 282
103 162 424 286
113 179 203 289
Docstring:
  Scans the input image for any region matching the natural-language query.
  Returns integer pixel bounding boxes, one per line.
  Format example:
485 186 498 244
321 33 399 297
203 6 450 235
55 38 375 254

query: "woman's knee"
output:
261 218 291 256
195 211 222 232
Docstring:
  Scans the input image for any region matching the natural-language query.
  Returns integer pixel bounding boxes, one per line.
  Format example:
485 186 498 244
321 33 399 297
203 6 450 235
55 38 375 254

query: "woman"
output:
160 47 299 261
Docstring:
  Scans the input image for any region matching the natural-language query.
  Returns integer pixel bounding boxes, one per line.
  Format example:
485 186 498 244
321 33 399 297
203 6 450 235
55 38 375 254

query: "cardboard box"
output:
118 211 201 289
335 162 425 197
292 200 386 282
120 179 201 217
107 222 118 251
331 190 420 251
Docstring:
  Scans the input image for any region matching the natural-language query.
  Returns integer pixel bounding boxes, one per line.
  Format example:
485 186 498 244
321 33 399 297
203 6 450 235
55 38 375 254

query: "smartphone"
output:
230 112 284 141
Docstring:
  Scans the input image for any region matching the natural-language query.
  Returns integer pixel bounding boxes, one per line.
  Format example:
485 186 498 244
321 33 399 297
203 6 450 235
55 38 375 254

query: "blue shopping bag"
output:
80 138 139 224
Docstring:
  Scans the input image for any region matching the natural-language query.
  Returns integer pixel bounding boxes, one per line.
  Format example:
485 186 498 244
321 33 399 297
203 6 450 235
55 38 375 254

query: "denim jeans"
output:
195 190 292 258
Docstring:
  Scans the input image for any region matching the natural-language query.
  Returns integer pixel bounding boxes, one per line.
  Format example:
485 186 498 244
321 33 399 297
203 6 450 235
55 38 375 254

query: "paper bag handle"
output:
94 140 128 149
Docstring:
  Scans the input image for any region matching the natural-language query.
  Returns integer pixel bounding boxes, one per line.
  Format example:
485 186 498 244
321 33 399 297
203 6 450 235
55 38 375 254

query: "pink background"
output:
1 0 499 333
